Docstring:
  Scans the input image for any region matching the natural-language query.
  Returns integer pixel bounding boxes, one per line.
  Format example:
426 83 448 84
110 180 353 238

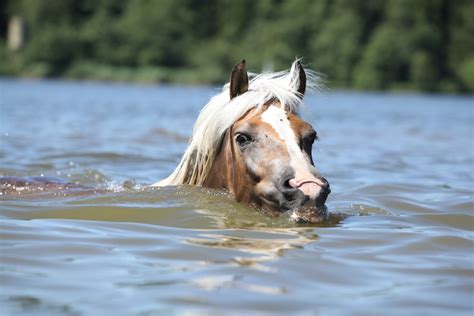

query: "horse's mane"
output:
153 60 320 187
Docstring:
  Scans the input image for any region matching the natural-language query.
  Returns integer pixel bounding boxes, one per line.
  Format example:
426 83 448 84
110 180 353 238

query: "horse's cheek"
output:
242 150 264 178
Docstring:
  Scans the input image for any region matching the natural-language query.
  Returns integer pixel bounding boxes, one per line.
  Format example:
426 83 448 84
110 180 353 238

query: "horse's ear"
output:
291 60 306 98
230 59 249 99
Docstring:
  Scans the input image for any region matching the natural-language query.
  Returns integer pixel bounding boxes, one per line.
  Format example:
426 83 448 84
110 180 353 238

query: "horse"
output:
152 59 330 223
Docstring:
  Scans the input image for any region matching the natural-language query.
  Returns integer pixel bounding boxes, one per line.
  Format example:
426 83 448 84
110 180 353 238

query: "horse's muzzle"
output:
290 185 330 223
279 176 330 208
313 177 331 207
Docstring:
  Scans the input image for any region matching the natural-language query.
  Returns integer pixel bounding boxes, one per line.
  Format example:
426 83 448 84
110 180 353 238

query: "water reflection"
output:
187 228 318 263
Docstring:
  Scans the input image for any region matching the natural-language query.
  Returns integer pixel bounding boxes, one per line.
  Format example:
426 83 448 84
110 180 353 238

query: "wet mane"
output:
154 60 319 186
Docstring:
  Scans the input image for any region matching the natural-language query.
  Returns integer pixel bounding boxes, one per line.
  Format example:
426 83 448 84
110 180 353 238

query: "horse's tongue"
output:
299 182 319 199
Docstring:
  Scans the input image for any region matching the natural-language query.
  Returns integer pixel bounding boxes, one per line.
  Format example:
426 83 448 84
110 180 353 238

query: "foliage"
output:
1 0 473 92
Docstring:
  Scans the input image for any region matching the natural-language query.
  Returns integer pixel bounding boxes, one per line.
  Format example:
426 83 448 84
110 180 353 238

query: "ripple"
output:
414 213 474 231
40 152 157 162
2 80 473 315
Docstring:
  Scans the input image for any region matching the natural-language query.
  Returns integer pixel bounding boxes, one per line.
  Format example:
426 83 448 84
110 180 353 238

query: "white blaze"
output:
261 105 322 199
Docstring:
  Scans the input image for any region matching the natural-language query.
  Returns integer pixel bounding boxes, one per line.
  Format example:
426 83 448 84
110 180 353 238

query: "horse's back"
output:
0 176 84 195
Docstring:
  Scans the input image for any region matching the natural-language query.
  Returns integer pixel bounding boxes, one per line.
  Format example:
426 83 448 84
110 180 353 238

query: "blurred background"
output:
1 0 473 93
1 2 473 315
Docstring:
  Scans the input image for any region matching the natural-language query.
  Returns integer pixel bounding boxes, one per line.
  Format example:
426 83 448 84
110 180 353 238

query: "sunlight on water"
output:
0 79 473 315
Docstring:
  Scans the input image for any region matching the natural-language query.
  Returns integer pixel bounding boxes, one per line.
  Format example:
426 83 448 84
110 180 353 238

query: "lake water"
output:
0 78 473 315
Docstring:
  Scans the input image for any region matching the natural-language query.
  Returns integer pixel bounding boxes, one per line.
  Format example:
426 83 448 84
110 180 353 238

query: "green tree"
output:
1 0 473 92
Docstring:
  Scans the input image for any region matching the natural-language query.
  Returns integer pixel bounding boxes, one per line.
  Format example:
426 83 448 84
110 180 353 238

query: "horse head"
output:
204 60 330 222
154 59 330 223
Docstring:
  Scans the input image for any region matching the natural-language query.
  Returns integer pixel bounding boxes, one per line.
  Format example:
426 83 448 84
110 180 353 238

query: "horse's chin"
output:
259 196 329 224
289 204 328 224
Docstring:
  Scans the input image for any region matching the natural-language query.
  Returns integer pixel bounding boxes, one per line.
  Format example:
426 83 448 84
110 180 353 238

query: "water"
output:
1 78 473 315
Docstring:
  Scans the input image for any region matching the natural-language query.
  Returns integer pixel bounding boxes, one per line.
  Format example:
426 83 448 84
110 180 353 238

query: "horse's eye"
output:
235 133 252 146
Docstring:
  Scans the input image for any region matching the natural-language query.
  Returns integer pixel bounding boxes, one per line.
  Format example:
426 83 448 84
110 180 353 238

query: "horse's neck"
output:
203 132 233 189
203 130 255 204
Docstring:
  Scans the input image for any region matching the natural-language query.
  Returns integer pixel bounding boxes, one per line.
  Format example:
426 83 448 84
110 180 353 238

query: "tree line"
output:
1 0 473 92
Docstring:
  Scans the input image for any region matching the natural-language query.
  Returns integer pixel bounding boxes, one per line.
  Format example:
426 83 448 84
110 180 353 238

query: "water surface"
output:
1 78 473 315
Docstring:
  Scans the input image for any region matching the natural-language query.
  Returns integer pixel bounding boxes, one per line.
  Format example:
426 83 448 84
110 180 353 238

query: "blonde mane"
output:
152 60 319 187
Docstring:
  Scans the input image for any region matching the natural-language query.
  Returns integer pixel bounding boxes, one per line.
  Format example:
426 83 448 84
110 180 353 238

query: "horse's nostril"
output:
324 182 331 194
280 178 299 200
319 177 330 192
